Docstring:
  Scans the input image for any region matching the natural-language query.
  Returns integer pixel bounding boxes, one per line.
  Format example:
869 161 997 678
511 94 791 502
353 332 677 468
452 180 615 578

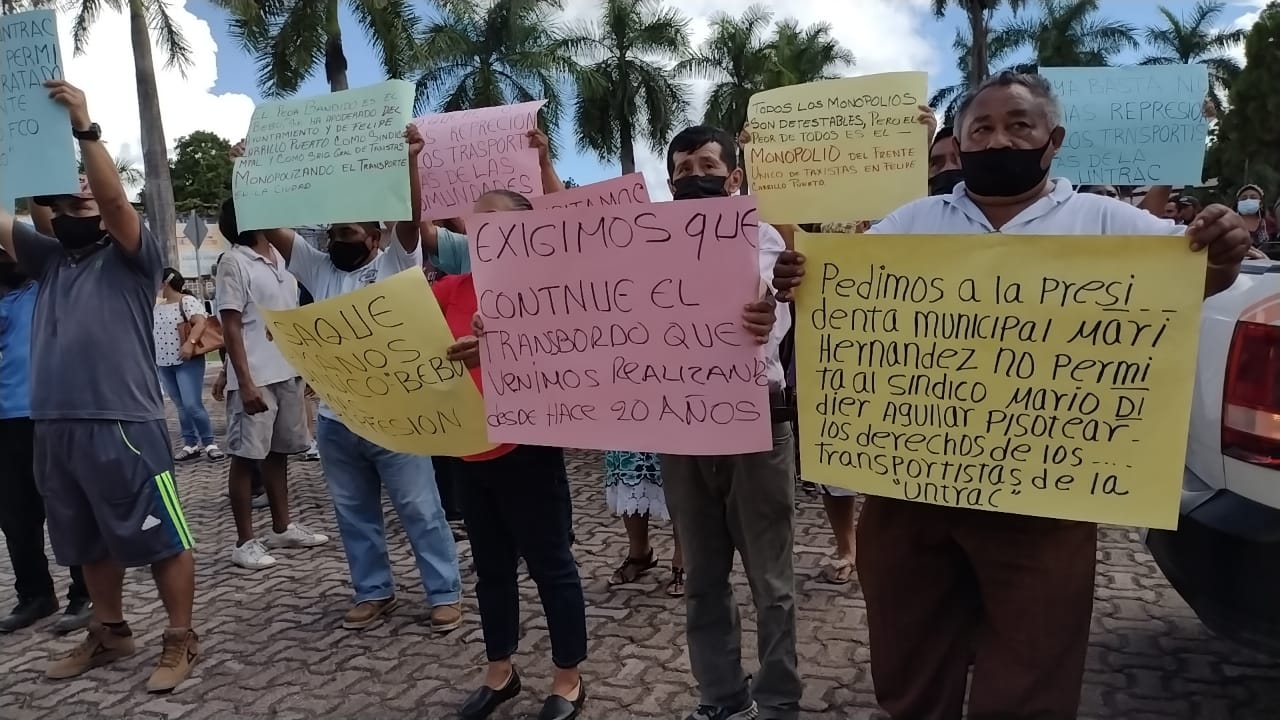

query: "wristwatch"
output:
72 123 102 142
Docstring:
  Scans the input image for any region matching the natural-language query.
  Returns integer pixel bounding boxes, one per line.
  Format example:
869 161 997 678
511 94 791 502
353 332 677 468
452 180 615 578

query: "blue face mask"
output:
1238 198 1261 216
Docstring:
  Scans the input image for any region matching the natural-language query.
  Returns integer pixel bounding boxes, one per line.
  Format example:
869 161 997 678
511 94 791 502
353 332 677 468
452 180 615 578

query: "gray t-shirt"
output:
13 219 166 421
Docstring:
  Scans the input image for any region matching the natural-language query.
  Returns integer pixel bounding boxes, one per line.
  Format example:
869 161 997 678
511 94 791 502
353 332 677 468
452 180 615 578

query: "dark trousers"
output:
858 498 1097 720
660 423 801 720
431 456 462 521
0 417 87 603
458 445 587 668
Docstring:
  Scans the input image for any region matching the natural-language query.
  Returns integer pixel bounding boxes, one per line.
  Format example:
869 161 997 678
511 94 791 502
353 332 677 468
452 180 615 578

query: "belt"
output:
769 384 793 425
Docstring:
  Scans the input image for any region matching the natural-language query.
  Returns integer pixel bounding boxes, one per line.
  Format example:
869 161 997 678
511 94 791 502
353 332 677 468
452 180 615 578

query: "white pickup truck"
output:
1145 259 1280 655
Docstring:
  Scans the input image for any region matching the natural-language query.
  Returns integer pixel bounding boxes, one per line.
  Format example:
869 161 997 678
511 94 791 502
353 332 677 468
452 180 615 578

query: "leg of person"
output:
303 387 319 460
431 456 461 521
818 489 857 585
857 498 979 720
963 516 1097 720
102 419 200 693
53 564 93 635
262 379 326 549
668 523 685 598
225 385 276 567
375 442 461 631
316 417 397 629
158 365 199 458
604 451 658 585
456 453 524 720
175 357 219 457
502 447 586 714
659 452 752 718
724 423 801 720
0 417 59 632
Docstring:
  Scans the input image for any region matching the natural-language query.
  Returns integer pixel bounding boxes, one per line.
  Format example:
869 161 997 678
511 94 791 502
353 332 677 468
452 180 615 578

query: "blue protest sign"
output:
1041 65 1210 187
0 10 79 199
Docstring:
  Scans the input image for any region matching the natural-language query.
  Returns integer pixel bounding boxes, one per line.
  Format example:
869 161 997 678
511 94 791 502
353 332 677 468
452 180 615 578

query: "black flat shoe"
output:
458 668 521 720
51 598 93 635
0 596 57 633
536 681 586 720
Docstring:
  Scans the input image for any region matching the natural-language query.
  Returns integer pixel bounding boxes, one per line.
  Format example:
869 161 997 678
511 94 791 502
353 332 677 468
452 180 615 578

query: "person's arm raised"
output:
395 123 425 253
528 128 564 194
28 202 55 237
229 139 298 260
45 80 141 254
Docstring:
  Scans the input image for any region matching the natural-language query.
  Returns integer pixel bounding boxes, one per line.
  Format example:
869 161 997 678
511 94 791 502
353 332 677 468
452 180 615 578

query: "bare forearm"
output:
263 228 295 261
398 156 423 252
188 316 207 344
0 212 15 259
80 139 140 252
29 203 54 237
541 160 564 194
1206 266 1239 299
220 314 256 389
1140 186 1172 215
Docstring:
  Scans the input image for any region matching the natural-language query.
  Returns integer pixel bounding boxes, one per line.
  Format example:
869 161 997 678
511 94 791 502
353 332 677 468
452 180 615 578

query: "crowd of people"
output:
0 69 1260 720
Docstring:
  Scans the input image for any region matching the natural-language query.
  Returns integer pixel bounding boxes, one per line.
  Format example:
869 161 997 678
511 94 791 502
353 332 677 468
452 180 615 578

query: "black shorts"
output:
34 419 193 567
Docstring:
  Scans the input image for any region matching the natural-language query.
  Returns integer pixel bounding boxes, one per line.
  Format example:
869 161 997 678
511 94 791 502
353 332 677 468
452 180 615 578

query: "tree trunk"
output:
968 3 989 86
618 68 635 175
324 0 348 92
129 0 177 266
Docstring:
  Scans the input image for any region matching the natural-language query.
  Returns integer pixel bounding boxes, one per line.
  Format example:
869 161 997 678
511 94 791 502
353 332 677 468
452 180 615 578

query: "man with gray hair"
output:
771 70 1251 719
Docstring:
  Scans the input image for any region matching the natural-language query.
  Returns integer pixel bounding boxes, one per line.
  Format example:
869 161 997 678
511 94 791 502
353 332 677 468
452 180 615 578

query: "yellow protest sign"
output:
261 269 494 457
745 72 928 225
794 233 1204 529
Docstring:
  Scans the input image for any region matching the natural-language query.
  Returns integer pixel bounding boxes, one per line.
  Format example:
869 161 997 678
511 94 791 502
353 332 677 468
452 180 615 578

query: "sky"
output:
52 0 1272 201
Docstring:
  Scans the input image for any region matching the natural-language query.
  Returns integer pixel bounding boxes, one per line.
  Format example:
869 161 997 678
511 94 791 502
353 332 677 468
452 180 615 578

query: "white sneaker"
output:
231 539 276 569
304 442 320 461
266 523 329 548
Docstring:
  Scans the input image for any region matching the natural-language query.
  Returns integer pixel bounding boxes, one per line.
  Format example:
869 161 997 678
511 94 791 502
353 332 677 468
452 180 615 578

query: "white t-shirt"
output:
285 232 423 419
153 295 207 367
216 245 301 392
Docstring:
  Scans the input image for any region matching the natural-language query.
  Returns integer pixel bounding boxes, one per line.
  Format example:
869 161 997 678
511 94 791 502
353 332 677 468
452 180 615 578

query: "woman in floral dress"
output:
603 451 683 596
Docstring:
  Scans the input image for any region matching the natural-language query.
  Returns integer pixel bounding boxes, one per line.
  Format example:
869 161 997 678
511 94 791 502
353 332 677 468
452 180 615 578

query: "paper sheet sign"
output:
415 101 546 221
1040 65 1210 186
233 80 415 230
0 10 78 199
464 196 772 455
793 233 1204 529
261 269 494 457
531 174 650 210
745 72 929 225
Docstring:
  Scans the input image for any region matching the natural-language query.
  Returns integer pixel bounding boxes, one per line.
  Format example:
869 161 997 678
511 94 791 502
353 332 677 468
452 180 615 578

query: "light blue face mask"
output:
1238 198 1261 215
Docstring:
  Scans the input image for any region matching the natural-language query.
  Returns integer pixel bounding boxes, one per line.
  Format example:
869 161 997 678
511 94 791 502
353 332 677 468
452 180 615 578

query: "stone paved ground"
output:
3 395 1280 720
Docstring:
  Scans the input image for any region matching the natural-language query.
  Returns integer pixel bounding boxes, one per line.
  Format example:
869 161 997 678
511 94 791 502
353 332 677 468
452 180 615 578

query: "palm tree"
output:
1141 1 1245 112
993 0 1139 69
68 0 194 263
414 0 577 156
214 0 420 95
563 0 690 175
77 154 145 187
929 25 1018 124
679 5 851 191
678 4 775 142
930 0 1026 85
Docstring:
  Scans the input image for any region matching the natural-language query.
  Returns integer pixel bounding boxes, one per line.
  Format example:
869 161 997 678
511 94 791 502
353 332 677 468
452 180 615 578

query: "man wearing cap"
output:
0 80 198 693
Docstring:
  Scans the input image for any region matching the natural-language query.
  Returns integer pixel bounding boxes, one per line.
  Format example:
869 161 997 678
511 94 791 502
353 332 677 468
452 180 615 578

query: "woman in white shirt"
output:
154 268 223 461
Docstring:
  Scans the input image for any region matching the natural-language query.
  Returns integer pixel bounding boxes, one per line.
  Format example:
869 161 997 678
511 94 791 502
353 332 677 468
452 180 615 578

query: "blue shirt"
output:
428 227 470 274
0 282 36 419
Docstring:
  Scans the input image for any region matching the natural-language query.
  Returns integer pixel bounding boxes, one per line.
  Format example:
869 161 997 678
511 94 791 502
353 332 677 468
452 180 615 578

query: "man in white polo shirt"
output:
772 71 1249 720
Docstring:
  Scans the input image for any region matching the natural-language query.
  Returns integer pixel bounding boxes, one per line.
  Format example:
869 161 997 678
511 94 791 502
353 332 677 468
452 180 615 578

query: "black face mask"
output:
672 174 730 201
958 141 1052 198
328 240 371 272
51 215 107 251
928 169 965 197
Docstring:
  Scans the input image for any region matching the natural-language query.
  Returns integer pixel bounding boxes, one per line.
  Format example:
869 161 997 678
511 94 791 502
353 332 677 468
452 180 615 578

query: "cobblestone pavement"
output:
2 400 1280 720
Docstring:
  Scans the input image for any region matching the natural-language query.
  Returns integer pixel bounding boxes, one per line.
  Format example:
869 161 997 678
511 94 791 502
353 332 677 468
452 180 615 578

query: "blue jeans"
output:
316 416 461 606
157 357 214 447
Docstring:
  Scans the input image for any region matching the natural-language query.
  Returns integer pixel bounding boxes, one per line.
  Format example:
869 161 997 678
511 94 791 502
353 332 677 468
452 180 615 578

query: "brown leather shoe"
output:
146 628 199 693
46 621 137 680
342 598 398 630
430 603 463 633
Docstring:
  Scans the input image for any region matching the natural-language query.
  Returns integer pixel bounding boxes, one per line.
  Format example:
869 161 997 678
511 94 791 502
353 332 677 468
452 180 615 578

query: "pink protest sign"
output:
531 173 651 210
414 100 545 221
465 196 773 455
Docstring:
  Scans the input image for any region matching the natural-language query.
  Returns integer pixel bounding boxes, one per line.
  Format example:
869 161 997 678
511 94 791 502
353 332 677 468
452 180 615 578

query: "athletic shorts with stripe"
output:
34 419 194 568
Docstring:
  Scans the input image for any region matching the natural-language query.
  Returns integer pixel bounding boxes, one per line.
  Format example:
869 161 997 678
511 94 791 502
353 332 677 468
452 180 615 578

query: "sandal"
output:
819 556 855 585
666 567 686 597
174 446 202 462
608 549 657 586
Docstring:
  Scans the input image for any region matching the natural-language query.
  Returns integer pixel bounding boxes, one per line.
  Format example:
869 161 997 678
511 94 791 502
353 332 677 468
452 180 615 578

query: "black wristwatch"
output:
72 123 101 142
